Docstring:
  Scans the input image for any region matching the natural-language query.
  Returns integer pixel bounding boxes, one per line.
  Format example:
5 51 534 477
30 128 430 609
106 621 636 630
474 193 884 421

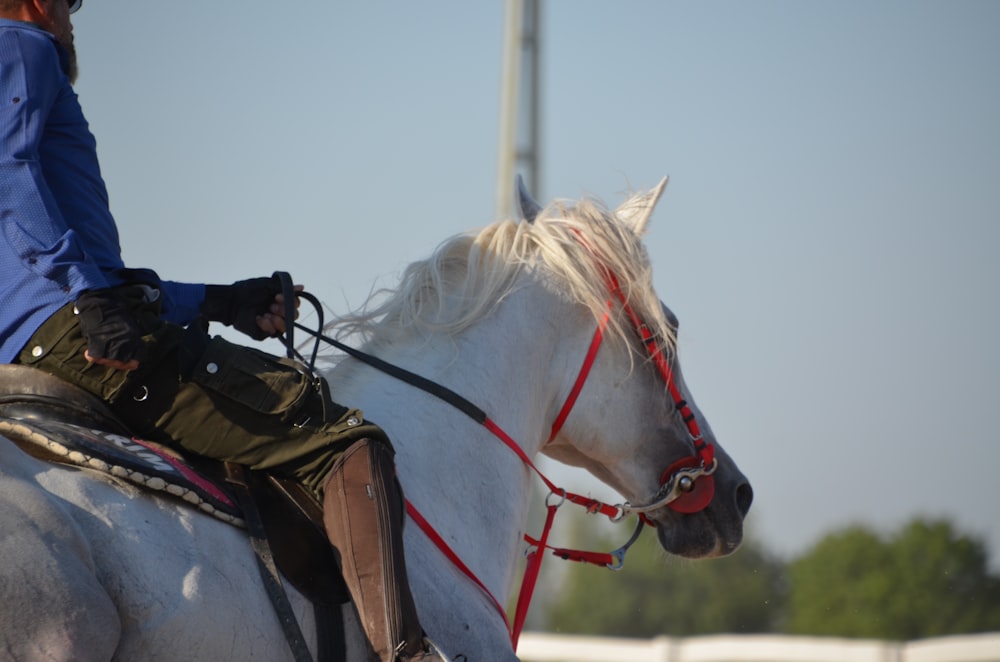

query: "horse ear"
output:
515 174 543 223
615 177 668 235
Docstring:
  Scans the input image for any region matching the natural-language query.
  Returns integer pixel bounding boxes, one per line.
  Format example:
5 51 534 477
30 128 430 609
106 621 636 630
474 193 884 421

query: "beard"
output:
54 28 79 84
62 43 78 84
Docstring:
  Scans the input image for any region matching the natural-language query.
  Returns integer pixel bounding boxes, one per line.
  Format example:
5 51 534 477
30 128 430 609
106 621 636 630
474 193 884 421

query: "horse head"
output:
516 176 752 559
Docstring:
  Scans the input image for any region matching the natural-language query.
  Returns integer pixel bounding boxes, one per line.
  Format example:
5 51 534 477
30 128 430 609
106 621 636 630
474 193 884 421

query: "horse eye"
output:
660 303 680 334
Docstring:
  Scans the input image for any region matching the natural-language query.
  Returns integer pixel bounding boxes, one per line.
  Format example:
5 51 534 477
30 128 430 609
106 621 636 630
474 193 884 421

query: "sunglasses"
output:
68 0 82 14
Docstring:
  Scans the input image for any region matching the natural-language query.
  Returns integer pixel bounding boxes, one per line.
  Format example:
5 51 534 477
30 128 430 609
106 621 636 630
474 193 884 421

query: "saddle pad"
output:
0 416 244 526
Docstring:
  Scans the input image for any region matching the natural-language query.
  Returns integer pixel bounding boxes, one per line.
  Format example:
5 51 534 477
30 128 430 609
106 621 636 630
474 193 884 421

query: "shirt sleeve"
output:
0 28 109 295
159 280 206 325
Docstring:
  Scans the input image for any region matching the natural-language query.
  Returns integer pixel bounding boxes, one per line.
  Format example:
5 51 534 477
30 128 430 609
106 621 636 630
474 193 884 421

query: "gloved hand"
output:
75 289 146 370
200 274 287 341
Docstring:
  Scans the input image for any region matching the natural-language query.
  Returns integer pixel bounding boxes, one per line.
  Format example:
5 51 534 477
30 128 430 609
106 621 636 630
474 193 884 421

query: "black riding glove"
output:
75 289 147 367
199 274 283 341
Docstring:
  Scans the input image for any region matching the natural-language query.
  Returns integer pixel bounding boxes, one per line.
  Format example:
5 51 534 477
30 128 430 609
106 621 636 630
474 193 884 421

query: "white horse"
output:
0 180 751 661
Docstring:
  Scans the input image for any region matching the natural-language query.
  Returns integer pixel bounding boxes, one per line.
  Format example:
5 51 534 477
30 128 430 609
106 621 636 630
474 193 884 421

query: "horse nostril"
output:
735 482 753 518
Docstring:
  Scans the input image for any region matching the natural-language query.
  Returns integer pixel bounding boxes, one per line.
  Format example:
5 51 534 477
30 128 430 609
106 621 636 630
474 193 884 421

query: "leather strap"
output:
225 462 314 662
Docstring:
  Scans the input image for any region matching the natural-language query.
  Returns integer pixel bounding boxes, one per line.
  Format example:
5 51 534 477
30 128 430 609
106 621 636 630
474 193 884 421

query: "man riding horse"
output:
0 1 439 659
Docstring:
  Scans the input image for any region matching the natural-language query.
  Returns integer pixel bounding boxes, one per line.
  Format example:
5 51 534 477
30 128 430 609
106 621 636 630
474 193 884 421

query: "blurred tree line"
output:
541 517 1000 639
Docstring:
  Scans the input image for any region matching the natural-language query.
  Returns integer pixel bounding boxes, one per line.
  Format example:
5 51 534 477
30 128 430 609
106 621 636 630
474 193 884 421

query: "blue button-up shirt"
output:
0 19 204 362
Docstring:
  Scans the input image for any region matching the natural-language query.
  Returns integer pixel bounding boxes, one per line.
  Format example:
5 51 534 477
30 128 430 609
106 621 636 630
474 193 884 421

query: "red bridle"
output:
404 263 718 650
285 256 718 649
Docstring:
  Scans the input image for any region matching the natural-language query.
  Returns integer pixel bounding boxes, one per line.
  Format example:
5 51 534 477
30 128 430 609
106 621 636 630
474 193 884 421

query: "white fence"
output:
516 632 1000 662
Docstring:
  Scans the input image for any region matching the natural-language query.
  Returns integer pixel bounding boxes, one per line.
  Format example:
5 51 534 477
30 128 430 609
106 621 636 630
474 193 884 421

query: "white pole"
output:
495 0 524 220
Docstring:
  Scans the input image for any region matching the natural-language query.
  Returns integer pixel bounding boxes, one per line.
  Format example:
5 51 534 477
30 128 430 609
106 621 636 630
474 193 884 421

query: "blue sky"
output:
73 2 1000 568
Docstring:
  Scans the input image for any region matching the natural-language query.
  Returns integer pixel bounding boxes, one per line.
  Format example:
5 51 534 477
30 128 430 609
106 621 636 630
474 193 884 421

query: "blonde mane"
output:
329 194 676 360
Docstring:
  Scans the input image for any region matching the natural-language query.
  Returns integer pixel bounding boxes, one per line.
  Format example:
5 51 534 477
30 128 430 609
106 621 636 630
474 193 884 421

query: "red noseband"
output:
660 456 716 514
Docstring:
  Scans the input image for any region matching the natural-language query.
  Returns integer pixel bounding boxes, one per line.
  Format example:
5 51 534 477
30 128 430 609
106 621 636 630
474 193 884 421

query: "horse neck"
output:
325 282 589 599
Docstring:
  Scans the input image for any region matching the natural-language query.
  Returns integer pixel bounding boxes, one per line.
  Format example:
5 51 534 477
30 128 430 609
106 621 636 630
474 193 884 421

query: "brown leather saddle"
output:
0 364 349 607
